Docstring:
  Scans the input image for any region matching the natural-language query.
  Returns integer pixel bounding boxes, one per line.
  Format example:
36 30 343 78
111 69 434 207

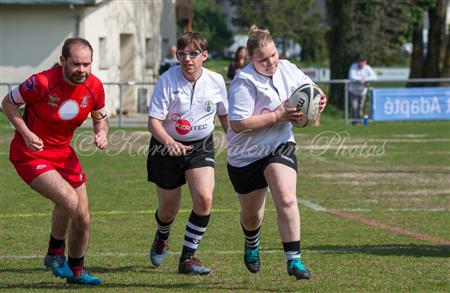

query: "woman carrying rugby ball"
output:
226 25 326 280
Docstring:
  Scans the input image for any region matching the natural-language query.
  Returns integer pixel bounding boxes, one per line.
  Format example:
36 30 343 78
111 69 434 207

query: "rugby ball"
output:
287 84 322 127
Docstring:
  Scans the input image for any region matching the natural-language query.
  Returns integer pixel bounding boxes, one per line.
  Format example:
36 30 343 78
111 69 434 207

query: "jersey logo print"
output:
171 113 182 121
48 94 61 107
36 164 47 170
175 119 192 135
22 76 37 92
58 100 79 120
256 85 269 91
80 95 90 108
204 100 213 112
25 76 35 90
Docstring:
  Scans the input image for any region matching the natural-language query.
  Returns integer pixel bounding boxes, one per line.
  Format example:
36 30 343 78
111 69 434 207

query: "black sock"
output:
48 234 65 255
68 256 84 275
180 211 210 262
241 224 260 249
155 210 173 241
282 241 301 262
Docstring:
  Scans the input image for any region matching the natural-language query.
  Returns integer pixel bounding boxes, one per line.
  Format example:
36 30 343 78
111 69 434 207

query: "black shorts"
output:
147 135 215 189
227 142 297 194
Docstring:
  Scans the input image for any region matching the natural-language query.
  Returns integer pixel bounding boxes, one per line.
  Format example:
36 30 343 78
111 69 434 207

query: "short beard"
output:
70 73 88 84
63 66 88 84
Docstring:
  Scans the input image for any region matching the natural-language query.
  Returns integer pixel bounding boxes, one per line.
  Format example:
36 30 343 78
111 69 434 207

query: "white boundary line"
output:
1 204 448 219
1 199 448 260
298 197 450 245
0 208 244 219
2 244 444 261
298 198 328 211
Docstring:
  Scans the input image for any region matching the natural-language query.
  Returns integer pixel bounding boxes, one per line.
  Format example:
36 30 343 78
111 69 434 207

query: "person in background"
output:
348 55 377 124
227 46 248 80
1 37 108 285
159 46 179 76
227 25 326 280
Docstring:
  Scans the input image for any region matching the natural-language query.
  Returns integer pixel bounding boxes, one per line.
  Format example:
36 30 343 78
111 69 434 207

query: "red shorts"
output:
9 135 87 187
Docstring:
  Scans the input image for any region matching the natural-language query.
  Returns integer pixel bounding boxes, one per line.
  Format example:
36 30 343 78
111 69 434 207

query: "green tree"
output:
409 0 449 86
191 0 233 53
230 0 327 62
325 0 417 108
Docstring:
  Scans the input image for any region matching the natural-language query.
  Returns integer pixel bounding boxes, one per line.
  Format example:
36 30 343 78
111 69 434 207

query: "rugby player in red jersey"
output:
2 38 108 285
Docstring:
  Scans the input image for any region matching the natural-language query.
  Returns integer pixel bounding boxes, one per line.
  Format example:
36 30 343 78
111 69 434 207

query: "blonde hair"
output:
247 25 273 57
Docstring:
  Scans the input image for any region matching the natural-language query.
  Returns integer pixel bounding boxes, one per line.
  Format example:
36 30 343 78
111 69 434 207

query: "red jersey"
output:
11 66 105 147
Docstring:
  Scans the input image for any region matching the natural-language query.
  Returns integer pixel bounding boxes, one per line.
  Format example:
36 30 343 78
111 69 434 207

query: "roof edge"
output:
0 0 100 5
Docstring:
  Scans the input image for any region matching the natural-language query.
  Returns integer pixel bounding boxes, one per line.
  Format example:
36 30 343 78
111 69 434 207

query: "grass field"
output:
0 113 449 292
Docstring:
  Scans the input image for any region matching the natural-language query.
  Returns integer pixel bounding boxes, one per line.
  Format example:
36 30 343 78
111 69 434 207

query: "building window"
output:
145 38 153 69
99 37 108 69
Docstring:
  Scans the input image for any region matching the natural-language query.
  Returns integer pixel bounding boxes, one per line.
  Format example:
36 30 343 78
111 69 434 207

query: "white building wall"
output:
0 5 75 83
0 0 177 116
79 0 176 115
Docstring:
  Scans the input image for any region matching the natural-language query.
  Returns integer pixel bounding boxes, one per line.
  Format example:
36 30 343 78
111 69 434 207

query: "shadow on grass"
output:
307 244 450 257
0 265 301 292
0 265 169 275
0 266 228 290
0 280 302 292
0 281 225 290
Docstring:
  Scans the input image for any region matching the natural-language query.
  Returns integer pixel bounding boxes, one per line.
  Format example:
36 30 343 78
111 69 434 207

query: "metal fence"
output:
315 78 450 125
1 77 449 127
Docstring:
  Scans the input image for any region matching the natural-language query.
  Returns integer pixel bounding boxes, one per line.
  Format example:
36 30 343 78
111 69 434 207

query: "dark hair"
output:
61 37 93 59
176 32 207 51
357 54 367 62
234 46 246 62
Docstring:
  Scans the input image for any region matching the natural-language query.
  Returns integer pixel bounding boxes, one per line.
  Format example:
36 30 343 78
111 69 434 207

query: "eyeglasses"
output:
176 50 203 59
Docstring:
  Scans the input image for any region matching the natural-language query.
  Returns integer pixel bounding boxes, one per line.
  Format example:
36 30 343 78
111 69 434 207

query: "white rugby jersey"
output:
227 59 313 167
348 63 377 96
149 65 228 141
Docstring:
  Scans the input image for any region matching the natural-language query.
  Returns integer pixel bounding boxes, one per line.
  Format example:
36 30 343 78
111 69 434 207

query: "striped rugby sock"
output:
282 240 301 261
242 224 260 249
155 210 173 241
180 210 210 261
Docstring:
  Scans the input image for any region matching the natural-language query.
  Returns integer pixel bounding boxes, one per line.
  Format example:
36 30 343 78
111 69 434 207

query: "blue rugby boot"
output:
149 236 169 267
243 244 260 273
44 254 73 278
287 258 311 280
67 268 102 285
178 257 210 275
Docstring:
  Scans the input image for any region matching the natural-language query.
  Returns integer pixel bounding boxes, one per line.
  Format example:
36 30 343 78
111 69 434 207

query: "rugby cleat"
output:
149 237 169 267
287 258 311 280
243 244 260 273
67 268 102 285
178 257 210 275
44 254 73 278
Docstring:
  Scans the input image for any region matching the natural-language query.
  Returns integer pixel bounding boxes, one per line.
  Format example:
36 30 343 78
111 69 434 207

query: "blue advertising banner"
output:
371 87 450 121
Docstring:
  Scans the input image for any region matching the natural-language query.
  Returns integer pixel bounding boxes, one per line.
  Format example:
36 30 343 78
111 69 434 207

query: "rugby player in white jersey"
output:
147 32 228 275
227 25 327 280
